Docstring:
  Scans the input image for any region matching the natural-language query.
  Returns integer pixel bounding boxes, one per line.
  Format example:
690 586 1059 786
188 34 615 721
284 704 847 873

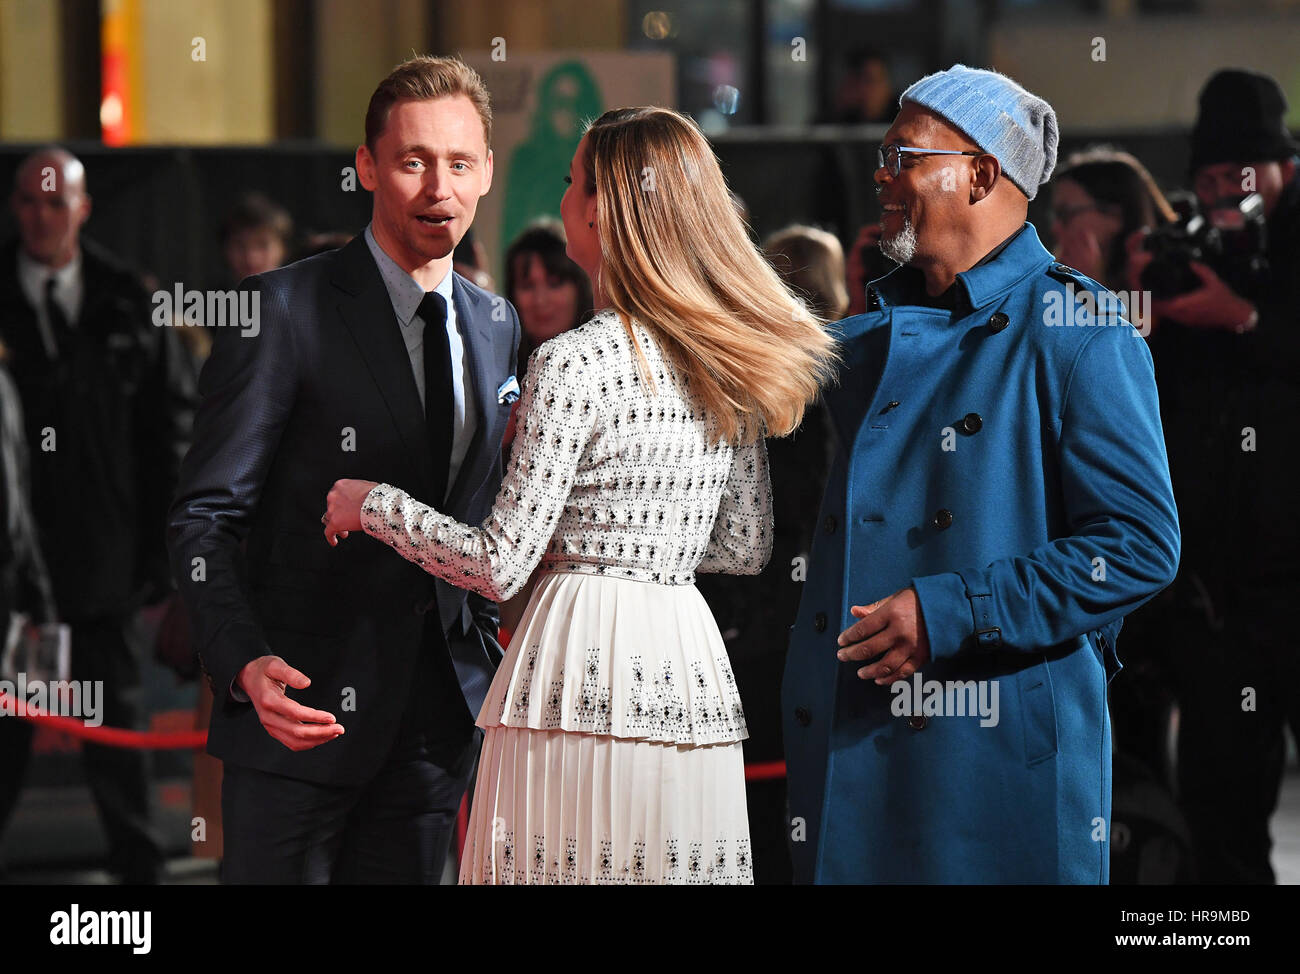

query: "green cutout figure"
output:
502 61 604 254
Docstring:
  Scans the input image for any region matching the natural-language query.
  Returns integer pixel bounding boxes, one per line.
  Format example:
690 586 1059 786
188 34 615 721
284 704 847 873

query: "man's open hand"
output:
836 586 931 684
236 655 344 751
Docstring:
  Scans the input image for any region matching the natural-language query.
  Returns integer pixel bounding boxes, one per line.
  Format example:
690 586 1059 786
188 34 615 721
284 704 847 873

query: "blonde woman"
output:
323 106 838 885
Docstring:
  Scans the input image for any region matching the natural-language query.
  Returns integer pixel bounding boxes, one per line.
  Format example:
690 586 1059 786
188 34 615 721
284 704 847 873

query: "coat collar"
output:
870 221 1054 314
1 236 134 317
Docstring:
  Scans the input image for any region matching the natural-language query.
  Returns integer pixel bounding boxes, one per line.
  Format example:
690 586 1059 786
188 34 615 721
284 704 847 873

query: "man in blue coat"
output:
782 65 1180 884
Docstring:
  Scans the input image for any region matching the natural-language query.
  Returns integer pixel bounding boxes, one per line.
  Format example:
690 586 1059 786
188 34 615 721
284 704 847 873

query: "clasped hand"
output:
836 586 931 684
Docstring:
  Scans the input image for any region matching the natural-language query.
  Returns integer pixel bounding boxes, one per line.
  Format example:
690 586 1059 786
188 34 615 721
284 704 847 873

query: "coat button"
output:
823 515 837 534
908 714 928 730
960 412 983 434
413 599 425 615
933 508 953 530
795 706 812 726
814 612 827 632
988 312 1009 332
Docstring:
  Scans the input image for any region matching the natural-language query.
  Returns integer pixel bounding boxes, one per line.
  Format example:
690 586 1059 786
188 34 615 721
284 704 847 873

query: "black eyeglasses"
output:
878 143 983 178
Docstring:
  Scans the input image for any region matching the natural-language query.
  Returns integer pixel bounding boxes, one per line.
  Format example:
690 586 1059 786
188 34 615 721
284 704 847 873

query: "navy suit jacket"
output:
167 234 520 785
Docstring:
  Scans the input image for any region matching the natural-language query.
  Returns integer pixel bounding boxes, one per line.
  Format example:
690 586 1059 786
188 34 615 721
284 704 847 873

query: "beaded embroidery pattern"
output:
360 309 774 603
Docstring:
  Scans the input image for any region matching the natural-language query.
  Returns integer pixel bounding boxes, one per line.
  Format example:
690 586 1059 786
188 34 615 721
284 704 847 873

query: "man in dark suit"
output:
168 55 520 883
0 147 192 884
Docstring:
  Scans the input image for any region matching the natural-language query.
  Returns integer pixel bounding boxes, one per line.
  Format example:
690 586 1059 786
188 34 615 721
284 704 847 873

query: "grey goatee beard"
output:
879 212 917 265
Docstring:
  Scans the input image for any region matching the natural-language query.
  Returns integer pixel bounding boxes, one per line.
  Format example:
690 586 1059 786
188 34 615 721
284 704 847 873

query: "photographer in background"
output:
1127 69 1299 883
1051 145 1176 294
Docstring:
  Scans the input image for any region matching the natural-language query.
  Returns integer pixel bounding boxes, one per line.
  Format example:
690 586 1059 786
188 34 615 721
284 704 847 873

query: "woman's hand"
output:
1054 221 1105 283
323 479 379 546
845 223 883 316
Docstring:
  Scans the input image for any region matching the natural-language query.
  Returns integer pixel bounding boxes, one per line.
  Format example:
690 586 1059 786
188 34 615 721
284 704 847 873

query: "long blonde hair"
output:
582 107 839 444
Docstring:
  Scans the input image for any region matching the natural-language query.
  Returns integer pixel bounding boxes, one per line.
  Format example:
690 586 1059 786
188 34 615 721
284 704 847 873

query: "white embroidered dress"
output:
361 309 773 884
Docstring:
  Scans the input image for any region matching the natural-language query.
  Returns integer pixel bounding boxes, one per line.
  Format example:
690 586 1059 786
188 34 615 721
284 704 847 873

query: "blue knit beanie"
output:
899 64 1058 200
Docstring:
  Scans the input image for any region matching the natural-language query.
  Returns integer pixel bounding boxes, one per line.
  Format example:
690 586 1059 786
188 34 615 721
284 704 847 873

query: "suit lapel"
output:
76 240 118 331
444 274 504 516
330 236 436 498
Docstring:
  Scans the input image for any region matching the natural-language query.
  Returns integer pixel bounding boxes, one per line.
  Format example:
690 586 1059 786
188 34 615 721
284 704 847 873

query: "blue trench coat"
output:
781 223 1180 884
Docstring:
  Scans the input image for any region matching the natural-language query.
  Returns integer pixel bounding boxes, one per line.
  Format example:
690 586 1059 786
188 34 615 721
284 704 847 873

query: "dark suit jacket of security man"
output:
0 237 191 616
167 233 520 787
0 235 192 883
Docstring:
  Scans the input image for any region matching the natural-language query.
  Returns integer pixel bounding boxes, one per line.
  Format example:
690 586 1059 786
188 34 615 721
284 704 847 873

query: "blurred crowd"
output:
0 65 1296 885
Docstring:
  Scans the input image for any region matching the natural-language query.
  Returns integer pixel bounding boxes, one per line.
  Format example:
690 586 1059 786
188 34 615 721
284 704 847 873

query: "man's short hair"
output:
220 192 293 246
364 55 492 152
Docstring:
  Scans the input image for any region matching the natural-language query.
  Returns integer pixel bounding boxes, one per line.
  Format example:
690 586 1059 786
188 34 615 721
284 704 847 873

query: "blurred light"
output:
100 93 124 131
697 109 728 135
712 85 740 115
101 0 131 145
642 11 672 40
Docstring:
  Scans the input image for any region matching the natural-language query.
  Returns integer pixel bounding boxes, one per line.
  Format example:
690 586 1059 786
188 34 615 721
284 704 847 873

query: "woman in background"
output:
1049 145 1176 292
324 107 838 885
506 221 593 371
501 222 592 453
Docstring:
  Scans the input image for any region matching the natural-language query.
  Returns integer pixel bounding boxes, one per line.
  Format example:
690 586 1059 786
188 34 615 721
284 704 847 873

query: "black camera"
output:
1140 191 1269 301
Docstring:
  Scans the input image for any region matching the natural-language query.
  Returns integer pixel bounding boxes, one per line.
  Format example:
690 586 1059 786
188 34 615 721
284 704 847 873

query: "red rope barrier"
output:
6 682 781 878
0 690 207 750
744 760 787 781
0 685 791 785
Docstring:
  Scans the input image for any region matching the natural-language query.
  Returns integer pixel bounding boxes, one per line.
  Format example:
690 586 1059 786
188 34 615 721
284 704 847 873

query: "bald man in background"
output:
0 147 194 883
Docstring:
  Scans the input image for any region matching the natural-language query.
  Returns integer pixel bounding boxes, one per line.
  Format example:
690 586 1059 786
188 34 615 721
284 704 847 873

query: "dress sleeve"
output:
360 342 594 602
696 424 774 576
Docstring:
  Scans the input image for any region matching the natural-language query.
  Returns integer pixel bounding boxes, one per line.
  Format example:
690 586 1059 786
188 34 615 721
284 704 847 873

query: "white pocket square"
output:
496 375 520 405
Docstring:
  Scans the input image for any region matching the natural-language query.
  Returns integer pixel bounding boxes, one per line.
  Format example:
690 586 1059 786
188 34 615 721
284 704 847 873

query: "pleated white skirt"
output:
458 570 753 885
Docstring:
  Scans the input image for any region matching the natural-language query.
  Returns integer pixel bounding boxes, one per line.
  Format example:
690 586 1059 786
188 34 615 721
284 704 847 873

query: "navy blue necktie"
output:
419 291 453 503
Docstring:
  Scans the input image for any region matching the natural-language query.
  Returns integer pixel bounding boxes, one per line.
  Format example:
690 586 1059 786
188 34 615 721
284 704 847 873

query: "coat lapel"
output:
825 314 892 454
330 236 436 498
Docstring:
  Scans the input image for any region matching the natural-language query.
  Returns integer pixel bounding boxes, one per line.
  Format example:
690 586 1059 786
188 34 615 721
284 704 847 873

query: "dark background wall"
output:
0 129 1202 293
